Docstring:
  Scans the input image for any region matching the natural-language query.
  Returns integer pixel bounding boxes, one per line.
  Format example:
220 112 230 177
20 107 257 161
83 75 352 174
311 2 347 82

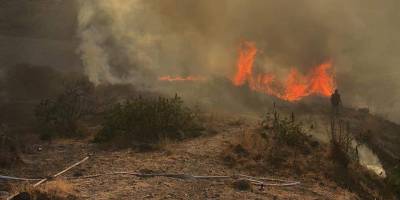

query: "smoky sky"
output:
77 0 400 121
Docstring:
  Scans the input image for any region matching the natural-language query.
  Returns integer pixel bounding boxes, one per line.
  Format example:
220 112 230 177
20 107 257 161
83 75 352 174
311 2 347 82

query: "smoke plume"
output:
77 0 400 122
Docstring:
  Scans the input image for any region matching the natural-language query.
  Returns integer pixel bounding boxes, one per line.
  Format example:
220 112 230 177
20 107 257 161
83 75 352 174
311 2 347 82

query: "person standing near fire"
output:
331 89 342 116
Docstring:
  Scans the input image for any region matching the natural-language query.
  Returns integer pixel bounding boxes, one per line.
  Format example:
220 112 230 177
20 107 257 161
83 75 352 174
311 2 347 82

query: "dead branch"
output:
33 156 89 187
6 156 89 200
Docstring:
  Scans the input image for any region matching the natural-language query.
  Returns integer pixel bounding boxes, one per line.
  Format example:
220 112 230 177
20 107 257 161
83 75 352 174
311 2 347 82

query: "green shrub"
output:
35 79 95 139
94 94 203 147
0 124 23 167
389 166 400 197
261 108 307 147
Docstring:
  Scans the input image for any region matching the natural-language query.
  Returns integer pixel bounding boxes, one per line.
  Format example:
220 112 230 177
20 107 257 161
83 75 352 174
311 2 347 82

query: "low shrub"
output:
0 124 23 167
35 79 95 139
261 108 308 147
389 166 400 197
94 94 203 148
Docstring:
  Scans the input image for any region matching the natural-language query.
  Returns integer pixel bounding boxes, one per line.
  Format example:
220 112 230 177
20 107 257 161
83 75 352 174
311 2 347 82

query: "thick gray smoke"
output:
77 0 400 122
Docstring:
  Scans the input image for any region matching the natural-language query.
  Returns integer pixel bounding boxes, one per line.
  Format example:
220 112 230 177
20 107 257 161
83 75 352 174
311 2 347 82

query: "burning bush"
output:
35 78 95 140
94 94 203 148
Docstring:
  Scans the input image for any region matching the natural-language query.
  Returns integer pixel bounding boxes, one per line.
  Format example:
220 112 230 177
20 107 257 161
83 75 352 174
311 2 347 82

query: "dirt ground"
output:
1 115 359 200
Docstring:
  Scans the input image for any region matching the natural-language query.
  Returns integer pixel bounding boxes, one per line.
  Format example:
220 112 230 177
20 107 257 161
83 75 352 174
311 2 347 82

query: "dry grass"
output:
0 129 23 168
236 130 267 154
221 124 396 199
153 136 178 153
10 180 77 200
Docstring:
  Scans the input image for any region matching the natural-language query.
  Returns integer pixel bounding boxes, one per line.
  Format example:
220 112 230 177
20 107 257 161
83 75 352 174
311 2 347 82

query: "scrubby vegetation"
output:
222 107 396 199
389 166 400 197
0 124 23 167
34 78 95 140
94 94 203 148
261 107 309 147
224 108 318 172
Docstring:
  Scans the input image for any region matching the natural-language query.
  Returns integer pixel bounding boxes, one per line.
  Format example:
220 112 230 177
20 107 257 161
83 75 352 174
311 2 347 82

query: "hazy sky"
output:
0 0 399 122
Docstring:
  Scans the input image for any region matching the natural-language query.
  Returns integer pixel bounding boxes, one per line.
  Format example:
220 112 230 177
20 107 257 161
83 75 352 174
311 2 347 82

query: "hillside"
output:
0 2 399 199
0 111 396 199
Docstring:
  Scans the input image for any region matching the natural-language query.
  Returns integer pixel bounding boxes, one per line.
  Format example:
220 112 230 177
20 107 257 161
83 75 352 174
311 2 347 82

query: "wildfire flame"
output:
159 75 206 82
233 41 336 101
233 41 258 86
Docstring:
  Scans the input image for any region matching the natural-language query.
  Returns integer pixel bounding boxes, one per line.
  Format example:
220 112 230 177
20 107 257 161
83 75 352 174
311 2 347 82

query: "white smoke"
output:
77 1 118 84
77 0 161 85
358 144 386 177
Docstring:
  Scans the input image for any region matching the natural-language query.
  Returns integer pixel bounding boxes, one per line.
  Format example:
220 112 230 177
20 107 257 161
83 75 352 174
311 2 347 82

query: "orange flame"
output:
159 75 206 82
308 61 336 97
233 41 258 86
233 41 336 101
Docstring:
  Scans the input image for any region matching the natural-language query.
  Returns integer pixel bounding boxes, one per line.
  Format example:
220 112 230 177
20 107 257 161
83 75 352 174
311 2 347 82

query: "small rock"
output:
232 144 249 156
73 170 84 177
37 146 43 152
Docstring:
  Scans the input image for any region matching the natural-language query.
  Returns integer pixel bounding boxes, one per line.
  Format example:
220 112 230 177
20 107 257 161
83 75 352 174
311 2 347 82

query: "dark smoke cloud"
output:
77 0 400 122
0 0 80 70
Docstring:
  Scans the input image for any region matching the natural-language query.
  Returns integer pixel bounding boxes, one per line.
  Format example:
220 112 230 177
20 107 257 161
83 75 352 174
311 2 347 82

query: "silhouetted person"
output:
331 89 342 115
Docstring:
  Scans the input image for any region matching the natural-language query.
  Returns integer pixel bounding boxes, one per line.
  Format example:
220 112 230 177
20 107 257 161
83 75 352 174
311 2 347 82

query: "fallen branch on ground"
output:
33 156 89 187
6 156 89 200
